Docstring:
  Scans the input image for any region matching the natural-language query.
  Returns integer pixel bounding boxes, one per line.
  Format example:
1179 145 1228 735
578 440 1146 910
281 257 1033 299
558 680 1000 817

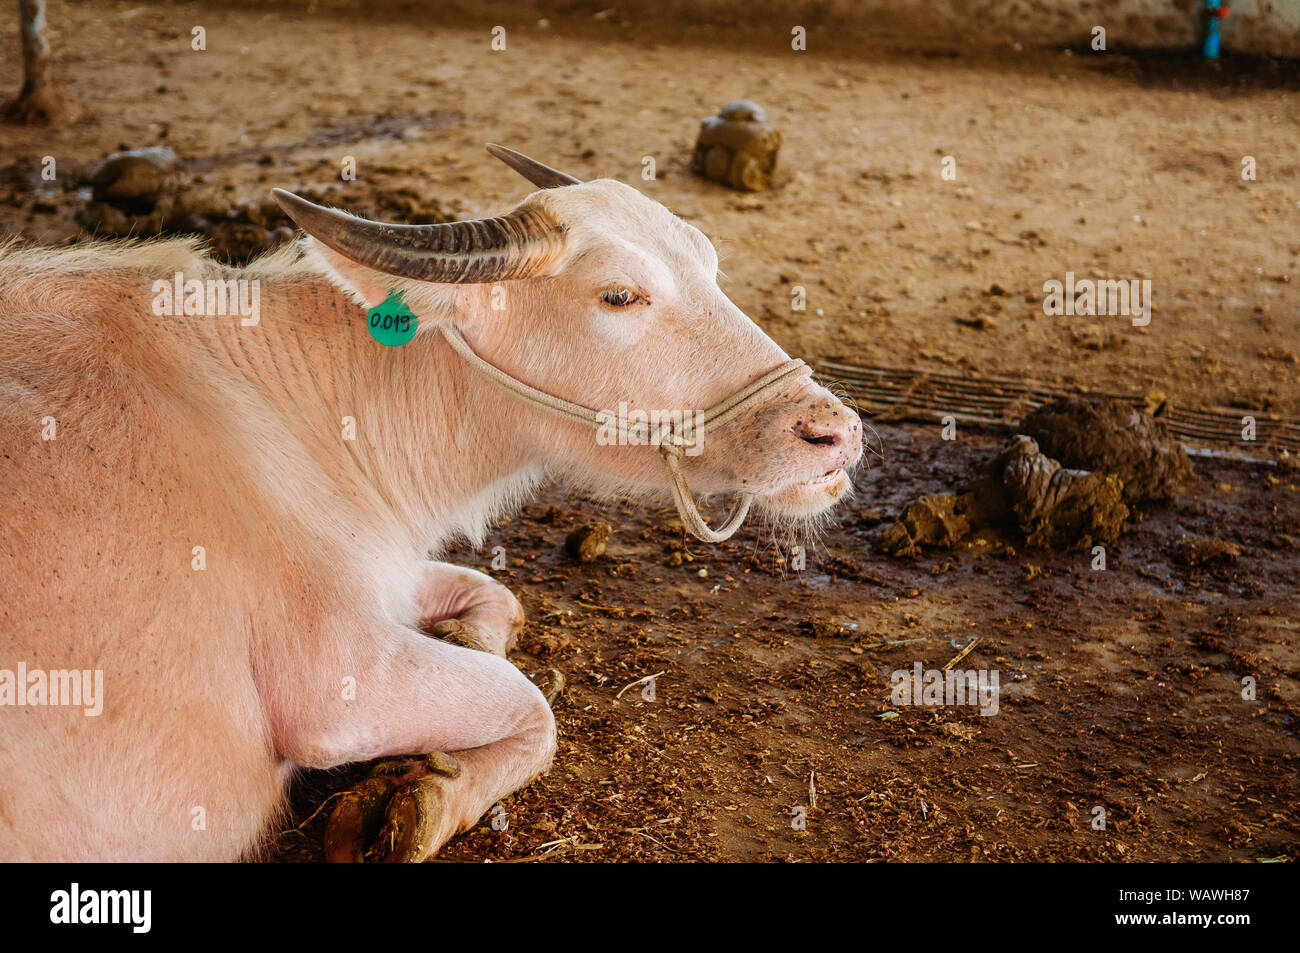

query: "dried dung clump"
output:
565 521 612 562
691 100 781 191
876 495 980 554
1021 396 1193 503
878 436 1128 556
1175 535 1241 566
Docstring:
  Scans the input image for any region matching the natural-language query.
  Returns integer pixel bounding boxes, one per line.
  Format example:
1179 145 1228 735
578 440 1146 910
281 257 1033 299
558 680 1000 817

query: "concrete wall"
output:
873 0 1299 56
557 0 1300 57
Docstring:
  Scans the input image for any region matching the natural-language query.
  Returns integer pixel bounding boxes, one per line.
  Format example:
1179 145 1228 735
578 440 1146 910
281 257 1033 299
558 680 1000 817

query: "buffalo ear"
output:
304 239 396 310
304 237 482 322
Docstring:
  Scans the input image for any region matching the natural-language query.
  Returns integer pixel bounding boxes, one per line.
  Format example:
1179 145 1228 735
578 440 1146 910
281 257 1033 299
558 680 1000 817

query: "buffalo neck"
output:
180 275 541 562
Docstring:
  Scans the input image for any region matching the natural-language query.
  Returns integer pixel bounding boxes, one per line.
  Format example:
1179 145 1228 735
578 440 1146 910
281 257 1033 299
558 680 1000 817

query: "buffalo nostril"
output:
793 424 838 447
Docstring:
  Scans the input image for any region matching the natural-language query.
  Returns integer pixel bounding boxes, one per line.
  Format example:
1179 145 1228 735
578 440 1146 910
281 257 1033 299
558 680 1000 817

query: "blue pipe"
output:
1203 0 1226 59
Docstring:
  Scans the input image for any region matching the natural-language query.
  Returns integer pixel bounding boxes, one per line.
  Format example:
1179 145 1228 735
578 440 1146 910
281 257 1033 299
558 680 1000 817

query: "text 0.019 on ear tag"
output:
366 290 418 347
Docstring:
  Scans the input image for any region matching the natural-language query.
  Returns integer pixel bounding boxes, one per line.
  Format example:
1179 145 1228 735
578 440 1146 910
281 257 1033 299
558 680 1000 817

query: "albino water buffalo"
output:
0 146 862 861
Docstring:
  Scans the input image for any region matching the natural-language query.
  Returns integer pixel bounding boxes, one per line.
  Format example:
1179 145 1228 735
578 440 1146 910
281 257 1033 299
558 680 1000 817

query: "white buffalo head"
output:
273 146 863 534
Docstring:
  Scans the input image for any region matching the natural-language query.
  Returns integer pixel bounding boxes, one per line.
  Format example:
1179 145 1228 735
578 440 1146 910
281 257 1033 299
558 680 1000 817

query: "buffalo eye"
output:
600 287 645 308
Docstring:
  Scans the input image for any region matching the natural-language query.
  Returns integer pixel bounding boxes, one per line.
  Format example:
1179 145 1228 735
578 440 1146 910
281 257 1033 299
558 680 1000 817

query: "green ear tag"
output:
366 289 418 347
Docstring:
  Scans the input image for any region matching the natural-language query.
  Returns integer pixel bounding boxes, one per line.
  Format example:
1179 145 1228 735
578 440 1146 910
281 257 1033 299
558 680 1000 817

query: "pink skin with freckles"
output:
0 175 860 861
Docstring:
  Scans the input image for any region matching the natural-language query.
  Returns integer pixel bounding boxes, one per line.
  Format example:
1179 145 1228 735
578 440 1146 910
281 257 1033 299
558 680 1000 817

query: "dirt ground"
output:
1 1 1296 861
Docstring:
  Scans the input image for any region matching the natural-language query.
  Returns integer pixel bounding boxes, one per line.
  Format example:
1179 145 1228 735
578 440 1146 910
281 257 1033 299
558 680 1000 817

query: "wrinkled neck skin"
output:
185 278 555 588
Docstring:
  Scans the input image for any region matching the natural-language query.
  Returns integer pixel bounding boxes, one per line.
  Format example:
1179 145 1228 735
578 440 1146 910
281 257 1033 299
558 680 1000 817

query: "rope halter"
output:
436 324 811 542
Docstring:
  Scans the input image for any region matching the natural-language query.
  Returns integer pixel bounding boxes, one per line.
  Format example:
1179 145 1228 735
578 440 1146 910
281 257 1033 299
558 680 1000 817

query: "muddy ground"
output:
1 1 1297 861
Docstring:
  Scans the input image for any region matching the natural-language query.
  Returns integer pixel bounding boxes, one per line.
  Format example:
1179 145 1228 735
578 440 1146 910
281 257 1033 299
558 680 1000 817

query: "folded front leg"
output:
414 561 524 657
271 624 556 862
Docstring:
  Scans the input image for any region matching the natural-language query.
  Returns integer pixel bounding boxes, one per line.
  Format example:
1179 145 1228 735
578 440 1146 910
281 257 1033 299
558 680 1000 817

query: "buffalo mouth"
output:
759 467 851 516
798 468 844 488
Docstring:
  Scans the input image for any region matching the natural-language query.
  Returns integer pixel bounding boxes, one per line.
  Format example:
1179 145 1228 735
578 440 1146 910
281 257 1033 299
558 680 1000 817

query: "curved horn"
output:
486 143 582 189
271 188 567 283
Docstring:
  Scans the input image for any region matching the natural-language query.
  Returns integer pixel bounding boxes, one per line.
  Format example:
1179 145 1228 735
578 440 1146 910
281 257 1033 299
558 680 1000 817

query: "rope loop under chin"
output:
436 323 808 543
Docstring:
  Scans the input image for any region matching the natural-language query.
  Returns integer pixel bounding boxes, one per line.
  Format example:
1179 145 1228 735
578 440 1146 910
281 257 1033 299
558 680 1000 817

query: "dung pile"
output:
564 521 612 562
1020 397 1193 503
878 397 1194 557
691 100 781 192
878 435 1128 556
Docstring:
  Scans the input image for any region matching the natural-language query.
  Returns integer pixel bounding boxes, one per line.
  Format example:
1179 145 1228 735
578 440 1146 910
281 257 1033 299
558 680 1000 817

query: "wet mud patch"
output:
70 144 463 265
2 110 465 265
181 110 462 176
